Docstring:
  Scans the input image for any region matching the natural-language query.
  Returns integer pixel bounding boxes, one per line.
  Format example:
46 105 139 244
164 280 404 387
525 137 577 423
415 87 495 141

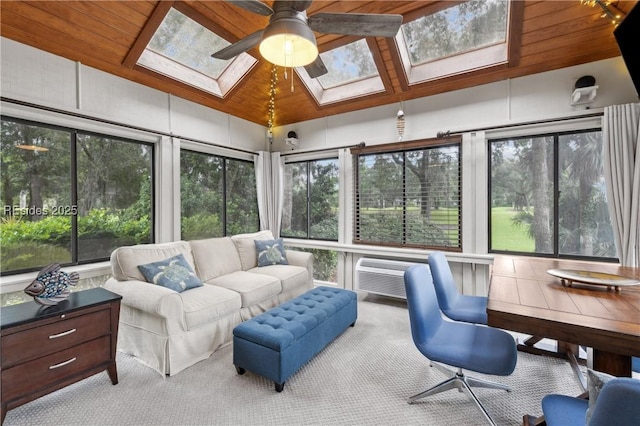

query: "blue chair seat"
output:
418 318 516 376
443 294 487 324
541 394 589 426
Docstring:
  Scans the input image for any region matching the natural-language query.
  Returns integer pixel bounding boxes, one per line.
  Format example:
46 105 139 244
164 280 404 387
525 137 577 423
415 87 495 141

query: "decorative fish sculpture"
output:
24 263 79 306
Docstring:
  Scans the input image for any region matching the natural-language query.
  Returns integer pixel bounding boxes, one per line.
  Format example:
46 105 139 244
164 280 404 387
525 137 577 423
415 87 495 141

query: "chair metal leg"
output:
409 366 507 426
458 377 498 426
466 375 511 392
408 375 462 402
430 363 511 392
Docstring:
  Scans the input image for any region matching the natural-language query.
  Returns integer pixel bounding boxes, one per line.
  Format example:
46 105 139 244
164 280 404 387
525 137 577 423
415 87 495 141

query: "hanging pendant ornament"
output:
396 108 405 141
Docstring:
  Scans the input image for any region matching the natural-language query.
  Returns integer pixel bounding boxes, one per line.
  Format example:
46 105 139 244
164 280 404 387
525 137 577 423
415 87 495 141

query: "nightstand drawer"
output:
1 335 111 403
1 308 111 368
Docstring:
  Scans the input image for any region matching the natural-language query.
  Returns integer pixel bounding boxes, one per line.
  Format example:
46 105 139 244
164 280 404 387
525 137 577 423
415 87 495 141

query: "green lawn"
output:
491 207 534 252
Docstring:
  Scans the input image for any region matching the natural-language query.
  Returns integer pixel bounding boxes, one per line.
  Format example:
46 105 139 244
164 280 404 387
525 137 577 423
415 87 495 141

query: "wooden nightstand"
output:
0 287 122 423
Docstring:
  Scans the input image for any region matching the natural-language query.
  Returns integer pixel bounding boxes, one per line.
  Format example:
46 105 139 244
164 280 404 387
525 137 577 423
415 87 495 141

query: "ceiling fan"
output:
211 0 403 78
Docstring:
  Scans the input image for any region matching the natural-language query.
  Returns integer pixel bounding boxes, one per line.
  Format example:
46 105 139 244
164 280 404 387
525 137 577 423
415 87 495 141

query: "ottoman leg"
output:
275 382 285 392
235 366 246 375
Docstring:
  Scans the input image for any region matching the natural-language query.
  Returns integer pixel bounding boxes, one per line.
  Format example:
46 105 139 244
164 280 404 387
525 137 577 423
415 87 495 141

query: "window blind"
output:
353 138 462 250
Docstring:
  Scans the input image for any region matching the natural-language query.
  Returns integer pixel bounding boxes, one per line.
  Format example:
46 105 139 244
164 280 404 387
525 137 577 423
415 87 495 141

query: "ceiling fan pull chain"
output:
291 67 294 92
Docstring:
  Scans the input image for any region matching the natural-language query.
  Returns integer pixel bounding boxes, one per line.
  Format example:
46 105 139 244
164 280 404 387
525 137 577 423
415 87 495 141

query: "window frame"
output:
280 157 340 241
123 2 258 99
352 136 463 251
392 0 523 87
487 127 618 262
0 115 156 276
179 147 259 239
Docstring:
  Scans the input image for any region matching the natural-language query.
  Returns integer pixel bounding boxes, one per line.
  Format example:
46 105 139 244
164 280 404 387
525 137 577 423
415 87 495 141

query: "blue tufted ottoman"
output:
233 286 357 392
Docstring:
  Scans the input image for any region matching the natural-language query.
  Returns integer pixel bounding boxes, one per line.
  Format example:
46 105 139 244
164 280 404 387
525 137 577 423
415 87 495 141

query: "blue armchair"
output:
403 264 518 426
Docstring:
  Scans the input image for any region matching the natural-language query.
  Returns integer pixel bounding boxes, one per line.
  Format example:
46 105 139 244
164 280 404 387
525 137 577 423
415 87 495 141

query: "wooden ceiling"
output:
1 1 636 127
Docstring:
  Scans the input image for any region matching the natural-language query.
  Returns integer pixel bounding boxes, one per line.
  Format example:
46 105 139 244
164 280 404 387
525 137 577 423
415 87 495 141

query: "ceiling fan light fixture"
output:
259 18 318 67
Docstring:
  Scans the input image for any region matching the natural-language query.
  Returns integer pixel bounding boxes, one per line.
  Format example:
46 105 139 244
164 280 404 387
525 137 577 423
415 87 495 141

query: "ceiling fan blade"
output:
275 1 313 12
211 30 264 60
304 56 328 78
308 13 403 38
227 0 273 16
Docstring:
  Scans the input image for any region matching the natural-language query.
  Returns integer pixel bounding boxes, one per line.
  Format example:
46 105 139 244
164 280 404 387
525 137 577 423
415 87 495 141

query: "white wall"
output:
0 38 266 151
273 56 637 151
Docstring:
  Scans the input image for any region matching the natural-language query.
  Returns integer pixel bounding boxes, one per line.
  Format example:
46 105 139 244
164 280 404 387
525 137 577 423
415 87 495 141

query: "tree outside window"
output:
180 149 258 240
0 118 153 275
354 140 461 250
281 158 339 284
281 158 339 240
489 130 616 259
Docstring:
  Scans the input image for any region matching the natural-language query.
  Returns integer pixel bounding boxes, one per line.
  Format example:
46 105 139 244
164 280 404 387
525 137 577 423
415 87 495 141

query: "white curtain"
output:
603 103 640 267
255 151 284 237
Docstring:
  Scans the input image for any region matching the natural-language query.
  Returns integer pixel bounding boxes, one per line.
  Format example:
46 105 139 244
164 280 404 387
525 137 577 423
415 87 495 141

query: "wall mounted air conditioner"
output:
355 258 421 299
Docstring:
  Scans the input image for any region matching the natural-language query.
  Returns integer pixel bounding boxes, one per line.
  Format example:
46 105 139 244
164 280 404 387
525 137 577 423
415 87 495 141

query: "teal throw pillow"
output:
137 254 203 293
255 238 288 267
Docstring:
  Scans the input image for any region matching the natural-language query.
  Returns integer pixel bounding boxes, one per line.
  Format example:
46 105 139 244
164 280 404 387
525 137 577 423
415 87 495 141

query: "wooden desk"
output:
487 256 640 377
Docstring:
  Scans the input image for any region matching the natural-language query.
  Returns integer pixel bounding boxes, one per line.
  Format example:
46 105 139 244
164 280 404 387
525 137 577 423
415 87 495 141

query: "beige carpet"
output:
4 294 584 426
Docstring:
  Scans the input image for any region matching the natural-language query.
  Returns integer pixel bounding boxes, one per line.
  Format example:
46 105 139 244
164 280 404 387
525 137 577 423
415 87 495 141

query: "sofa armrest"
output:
103 278 186 331
285 250 314 287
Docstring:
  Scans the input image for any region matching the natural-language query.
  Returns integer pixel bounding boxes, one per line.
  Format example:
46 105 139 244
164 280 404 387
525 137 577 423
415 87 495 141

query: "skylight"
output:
298 39 385 106
316 39 379 89
396 0 511 85
148 8 231 79
135 7 256 98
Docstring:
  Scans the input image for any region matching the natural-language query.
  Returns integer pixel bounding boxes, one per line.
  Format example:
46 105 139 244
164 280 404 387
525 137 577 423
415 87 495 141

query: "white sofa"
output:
103 230 313 376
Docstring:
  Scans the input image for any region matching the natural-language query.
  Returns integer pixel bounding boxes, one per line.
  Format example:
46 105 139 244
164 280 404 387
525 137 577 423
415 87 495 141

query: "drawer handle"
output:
49 357 77 369
49 328 76 339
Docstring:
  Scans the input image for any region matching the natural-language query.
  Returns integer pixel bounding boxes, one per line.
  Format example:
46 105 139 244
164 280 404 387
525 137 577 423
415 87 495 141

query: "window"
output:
316 39 379 89
489 129 616 260
287 247 338 284
353 138 462 249
396 0 511 85
298 39 386 105
180 149 258 240
0 117 154 275
131 4 257 98
281 158 339 240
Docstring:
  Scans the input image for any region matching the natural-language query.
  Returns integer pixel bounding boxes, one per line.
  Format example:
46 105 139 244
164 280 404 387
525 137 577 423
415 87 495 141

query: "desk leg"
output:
517 337 586 391
593 351 631 377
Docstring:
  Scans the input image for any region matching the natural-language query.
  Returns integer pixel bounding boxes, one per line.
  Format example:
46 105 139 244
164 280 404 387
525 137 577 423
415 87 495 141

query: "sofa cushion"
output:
207 271 281 307
180 284 242 330
137 254 203 293
190 237 242 281
111 241 194 282
248 264 309 294
255 238 288 266
231 230 274 270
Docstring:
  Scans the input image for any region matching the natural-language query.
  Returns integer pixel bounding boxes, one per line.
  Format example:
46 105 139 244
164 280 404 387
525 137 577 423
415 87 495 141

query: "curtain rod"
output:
0 96 257 155
440 111 603 137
